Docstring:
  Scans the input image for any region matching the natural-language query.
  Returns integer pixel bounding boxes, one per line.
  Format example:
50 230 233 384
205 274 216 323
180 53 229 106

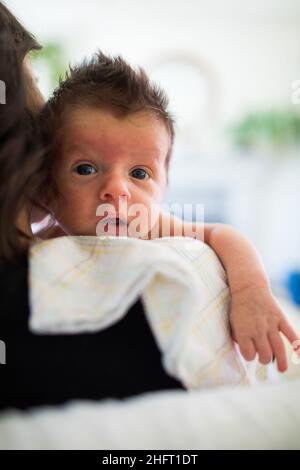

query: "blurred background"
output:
6 0 300 297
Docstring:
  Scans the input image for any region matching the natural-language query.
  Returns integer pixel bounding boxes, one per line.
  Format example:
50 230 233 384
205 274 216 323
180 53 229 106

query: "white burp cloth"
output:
29 235 260 388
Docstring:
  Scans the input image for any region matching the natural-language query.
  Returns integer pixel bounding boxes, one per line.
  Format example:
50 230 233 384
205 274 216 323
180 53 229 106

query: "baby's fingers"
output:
238 337 256 361
269 331 287 372
254 335 273 365
279 318 299 346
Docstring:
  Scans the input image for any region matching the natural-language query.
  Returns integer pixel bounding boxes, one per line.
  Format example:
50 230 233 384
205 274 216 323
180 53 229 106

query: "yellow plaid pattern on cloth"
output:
29 235 266 389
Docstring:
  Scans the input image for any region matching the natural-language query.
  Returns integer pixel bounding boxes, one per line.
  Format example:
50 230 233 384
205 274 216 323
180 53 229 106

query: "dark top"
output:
0 254 184 410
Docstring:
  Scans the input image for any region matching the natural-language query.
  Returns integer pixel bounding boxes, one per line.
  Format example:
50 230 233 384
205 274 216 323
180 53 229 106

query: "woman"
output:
0 2 183 410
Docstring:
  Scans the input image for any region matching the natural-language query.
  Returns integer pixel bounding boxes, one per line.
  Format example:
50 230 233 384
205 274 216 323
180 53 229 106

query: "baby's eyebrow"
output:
63 139 164 164
64 141 97 155
67 144 160 157
129 150 161 161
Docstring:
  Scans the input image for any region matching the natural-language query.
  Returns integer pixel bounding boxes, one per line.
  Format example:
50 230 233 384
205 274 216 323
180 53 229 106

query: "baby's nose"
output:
99 174 131 202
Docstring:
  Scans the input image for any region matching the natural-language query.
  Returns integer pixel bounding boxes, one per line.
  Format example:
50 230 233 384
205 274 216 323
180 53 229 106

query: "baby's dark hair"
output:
41 51 175 172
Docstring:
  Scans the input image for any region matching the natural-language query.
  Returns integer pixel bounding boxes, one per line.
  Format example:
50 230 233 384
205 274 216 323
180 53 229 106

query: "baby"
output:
39 51 299 372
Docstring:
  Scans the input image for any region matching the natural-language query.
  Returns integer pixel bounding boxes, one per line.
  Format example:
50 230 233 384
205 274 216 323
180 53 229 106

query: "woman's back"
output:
0 256 183 410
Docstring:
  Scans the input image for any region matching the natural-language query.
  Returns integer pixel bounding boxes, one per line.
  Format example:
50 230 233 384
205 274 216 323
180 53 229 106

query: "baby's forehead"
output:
60 105 167 133
58 106 170 162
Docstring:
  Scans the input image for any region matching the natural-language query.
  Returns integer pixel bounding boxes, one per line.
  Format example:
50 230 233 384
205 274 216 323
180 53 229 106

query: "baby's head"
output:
41 51 175 237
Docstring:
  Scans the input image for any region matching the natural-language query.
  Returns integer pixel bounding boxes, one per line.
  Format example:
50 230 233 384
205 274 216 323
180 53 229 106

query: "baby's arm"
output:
203 223 299 372
160 213 299 372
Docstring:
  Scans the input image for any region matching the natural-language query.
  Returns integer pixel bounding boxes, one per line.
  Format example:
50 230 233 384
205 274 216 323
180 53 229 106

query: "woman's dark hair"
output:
0 2 41 60
0 3 45 260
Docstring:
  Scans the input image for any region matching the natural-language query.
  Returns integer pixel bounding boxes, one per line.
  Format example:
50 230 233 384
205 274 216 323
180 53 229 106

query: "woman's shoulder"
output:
0 253 28 273
0 253 28 293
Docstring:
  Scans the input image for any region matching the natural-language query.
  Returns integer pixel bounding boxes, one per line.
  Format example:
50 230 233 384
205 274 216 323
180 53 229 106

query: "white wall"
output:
8 0 300 122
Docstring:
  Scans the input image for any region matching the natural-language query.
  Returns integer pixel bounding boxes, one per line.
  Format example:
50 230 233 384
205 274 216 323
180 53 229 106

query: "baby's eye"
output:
130 168 149 180
74 163 97 175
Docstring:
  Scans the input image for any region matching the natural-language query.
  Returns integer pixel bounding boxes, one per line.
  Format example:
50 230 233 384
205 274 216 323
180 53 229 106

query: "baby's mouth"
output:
105 216 126 226
97 215 128 236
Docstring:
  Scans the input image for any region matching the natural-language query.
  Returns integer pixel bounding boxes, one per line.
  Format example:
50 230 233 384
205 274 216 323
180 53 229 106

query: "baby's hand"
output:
229 286 299 372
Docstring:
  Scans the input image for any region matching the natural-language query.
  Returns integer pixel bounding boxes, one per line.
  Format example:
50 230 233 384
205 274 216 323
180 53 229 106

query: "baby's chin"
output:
67 222 128 237
61 218 160 239
57 224 97 237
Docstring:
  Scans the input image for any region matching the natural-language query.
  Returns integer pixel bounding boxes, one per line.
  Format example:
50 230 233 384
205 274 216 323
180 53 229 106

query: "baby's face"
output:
51 107 170 237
